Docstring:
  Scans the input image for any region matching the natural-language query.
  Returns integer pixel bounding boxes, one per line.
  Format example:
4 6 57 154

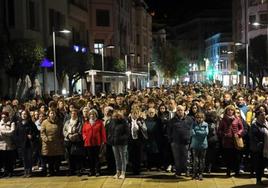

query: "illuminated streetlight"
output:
52 28 71 94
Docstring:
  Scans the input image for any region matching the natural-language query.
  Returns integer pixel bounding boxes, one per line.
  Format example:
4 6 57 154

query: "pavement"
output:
0 172 267 188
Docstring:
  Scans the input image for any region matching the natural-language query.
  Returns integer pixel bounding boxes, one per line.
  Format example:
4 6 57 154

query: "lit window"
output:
94 42 103 54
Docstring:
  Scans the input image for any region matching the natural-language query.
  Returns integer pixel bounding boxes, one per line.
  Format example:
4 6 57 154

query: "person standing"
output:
168 105 194 177
14 110 38 177
250 105 268 185
82 108 106 176
218 105 244 177
40 109 64 176
0 112 16 178
190 112 209 180
128 109 148 175
63 109 84 176
108 111 129 179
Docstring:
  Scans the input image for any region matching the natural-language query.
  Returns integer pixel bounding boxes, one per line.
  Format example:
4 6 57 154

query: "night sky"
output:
145 0 232 26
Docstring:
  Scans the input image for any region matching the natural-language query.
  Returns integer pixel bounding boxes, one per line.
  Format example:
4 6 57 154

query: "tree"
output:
5 39 45 81
46 46 92 95
157 44 188 78
0 40 13 70
235 35 267 88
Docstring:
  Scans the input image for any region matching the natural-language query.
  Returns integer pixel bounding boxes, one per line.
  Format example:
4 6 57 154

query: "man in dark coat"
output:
168 105 194 177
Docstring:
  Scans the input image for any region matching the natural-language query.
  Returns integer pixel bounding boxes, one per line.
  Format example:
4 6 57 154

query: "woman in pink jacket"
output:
218 105 243 177
82 108 106 176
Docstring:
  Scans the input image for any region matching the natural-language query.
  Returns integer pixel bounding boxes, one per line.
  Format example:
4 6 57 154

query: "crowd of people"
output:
0 84 268 185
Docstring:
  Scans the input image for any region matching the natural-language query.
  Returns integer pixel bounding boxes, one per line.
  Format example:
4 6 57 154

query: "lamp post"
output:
147 62 150 87
52 29 71 94
100 45 115 93
125 53 135 90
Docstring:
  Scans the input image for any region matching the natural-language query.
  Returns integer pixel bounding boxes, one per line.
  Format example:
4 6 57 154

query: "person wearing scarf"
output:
250 105 268 185
63 109 83 176
218 105 243 177
128 109 148 175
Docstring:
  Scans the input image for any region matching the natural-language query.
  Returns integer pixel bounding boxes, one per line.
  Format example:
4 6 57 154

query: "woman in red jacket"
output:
82 108 106 176
218 105 243 177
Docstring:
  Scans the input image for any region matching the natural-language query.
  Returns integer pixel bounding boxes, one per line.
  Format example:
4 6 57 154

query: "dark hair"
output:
255 104 268 116
1 111 9 117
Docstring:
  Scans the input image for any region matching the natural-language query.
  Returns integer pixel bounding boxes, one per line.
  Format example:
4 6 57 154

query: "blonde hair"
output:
224 105 236 114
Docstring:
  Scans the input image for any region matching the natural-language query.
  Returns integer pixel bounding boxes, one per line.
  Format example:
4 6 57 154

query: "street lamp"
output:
52 29 71 94
100 44 115 93
147 62 150 87
124 53 135 90
125 71 131 89
252 22 268 59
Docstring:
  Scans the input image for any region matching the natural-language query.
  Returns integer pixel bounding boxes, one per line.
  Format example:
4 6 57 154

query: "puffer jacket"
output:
107 118 129 146
218 115 243 149
82 119 106 147
40 118 64 156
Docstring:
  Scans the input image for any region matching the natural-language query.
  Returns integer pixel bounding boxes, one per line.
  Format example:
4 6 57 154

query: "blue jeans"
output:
112 145 128 172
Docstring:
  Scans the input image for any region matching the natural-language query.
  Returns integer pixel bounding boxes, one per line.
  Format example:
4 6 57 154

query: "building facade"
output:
205 33 238 86
232 0 268 85
0 0 152 97
168 10 232 83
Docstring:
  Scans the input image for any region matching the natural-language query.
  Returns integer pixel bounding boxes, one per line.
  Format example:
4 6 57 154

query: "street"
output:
0 172 265 188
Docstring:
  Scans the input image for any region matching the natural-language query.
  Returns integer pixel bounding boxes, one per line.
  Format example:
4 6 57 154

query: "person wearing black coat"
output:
205 111 220 173
128 109 148 175
168 105 194 177
15 110 38 177
108 111 129 179
158 104 173 171
249 105 268 185
144 108 161 170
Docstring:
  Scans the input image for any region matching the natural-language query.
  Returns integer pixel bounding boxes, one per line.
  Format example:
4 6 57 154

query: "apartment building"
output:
168 10 232 83
205 33 237 86
0 0 152 97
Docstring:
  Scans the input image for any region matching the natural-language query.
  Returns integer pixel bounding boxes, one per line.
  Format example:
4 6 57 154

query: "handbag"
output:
234 134 244 150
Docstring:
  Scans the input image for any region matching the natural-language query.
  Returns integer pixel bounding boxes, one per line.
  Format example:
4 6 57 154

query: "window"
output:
260 13 268 24
7 0 15 27
27 0 40 31
249 15 256 23
94 41 104 54
96 9 110 27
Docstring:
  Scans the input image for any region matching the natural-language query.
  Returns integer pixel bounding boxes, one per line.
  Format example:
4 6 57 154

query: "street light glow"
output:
235 42 243 46
59 29 71 33
252 22 261 26
105 45 115 49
